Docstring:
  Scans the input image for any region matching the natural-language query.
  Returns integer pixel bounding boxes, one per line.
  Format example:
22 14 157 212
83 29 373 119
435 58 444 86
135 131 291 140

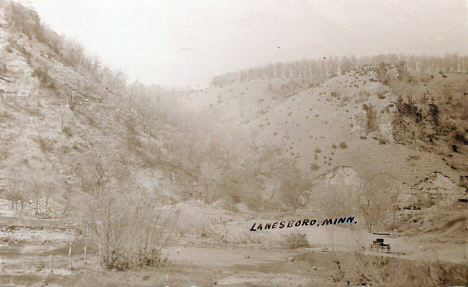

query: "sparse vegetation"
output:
32 66 56 89
310 163 320 171
358 174 395 232
282 230 309 249
279 168 311 214
62 126 73 138
1 2 467 285
36 136 54 153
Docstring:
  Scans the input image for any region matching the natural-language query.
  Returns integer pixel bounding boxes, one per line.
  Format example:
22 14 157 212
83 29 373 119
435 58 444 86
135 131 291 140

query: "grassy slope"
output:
181 77 313 127
258 72 463 184
184 70 466 186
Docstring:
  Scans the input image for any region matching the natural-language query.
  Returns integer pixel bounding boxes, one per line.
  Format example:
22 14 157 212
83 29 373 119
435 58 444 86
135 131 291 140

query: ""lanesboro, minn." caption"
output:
249 216 357 231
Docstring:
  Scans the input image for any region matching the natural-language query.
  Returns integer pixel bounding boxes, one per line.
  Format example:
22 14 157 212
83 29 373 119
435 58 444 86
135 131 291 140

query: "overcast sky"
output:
23 0 468 88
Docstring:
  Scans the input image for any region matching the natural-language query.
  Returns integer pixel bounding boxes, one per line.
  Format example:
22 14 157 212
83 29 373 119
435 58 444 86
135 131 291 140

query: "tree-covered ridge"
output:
210 54 468 87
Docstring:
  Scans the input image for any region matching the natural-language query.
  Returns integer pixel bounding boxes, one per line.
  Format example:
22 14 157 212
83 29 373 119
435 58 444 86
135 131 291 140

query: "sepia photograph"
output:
0 0 467 286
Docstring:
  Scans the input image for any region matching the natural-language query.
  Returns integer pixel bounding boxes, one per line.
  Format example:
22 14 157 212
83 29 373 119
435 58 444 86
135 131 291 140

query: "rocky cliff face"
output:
312 166 365 189
351 93 398 144
408 172 466 209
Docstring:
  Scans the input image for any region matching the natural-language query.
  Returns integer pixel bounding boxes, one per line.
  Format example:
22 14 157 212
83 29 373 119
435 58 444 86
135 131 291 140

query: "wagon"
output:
371 238 390 251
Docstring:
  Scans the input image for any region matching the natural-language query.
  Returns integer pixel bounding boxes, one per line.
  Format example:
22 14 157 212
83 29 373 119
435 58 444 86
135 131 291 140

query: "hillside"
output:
1 0 466 214
0 1 190 211
181 77 314 127
0 2 467 286
252 70 467 185
182 67 468 188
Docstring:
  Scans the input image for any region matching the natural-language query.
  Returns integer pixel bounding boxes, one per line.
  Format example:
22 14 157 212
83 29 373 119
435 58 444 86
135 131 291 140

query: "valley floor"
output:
0 204 466 287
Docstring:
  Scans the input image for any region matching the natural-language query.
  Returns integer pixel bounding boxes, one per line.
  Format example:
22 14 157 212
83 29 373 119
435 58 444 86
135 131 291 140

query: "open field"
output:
0 202 466 286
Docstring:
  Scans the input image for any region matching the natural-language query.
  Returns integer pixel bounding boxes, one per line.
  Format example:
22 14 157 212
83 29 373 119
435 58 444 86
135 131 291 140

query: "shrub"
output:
36 137 54 153
282 230 309 249
32 67 56 90
332 143 337 149
233 231 263 245
62 126 73 138
310 163 320 171
339 142 347 148
280 172 311 214
314 148 322 153
331 91 341 98
74 156 179 270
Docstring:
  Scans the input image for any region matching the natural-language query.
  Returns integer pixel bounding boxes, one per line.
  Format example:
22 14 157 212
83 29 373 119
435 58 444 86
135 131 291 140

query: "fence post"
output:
69 246 73 270
50 254 54 275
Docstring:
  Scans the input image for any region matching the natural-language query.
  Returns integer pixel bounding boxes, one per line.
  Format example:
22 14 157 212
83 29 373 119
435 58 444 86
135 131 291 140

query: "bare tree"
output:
319 184 359 219
67 78 81 111
279 164 312 214
72 150 179 270
3 176 30 216
358 174 395 232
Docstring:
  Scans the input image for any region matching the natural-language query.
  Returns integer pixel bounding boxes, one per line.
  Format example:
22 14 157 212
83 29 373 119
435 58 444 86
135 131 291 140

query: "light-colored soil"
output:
0 205 466 287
